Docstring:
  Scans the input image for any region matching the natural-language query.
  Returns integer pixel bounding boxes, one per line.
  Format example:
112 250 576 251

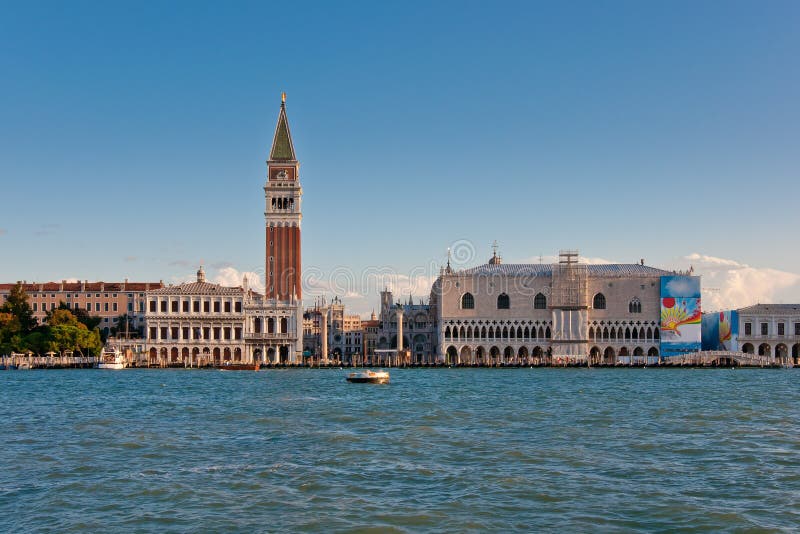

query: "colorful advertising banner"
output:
660 276 702 357
718 310 739 351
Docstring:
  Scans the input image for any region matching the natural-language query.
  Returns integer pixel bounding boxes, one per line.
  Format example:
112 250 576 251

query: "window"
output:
182 327 189 340
628 298 641 313
593 293 606 310
778 323 785 336
461 293 474 309
745 322 752 336
160 301 167 313
497 293 510 309
183 301 189 312
95 303 100 312
235 327 242 340
214 302 220 313
86 303 91 311
761 323 768 335
104 303 109 312
150 301 157 312
796 323 800 336
204 301 210 313
128 303 133 312
534 293 547 309
112 303 117 312
171 301 178 313
160 327 167 340
193 301 200 313
224 302 231 313
235 302 242 313
33 303 38 311
171 327 179 339
149 327 157 340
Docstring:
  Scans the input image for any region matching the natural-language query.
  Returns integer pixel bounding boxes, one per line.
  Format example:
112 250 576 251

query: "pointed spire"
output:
269 93 296 161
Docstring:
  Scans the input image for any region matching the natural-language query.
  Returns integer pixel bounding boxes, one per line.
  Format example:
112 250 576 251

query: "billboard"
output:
701 310 739 351
660 276 701 357
718 310 739 351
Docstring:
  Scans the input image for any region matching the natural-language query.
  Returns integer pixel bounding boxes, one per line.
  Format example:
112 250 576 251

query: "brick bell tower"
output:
265 92 302 301
257 92 303 363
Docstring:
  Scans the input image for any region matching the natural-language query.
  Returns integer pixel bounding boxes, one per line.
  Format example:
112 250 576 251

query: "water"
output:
2 368 800 532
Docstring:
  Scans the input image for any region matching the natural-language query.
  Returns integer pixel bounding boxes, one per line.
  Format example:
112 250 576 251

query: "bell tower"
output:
265 92 302 301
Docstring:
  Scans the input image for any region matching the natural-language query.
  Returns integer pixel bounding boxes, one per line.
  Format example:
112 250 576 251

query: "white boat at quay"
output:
97 343 126 370
346 369 390 384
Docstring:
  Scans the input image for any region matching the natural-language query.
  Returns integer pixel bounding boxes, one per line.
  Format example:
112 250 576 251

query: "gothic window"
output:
534 293 547 310
461 292 474 309
629 298 641 313
593 293 606 310
497 293 510 309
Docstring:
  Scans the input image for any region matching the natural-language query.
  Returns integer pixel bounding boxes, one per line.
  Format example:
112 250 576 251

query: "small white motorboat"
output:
346 369 390 384
97 343 126 370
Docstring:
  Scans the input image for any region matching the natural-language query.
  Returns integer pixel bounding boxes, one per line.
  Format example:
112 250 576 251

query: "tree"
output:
51 302 101 331
1 283 37 334
110 314 140 338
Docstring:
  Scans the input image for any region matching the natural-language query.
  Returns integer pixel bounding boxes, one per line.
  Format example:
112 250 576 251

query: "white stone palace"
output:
433 250 671 365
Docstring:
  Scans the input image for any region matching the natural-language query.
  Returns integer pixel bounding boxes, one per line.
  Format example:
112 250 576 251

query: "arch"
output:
619 347 629 357
461 292 475 309
589 346 601 364
213 347 221 363
648 347 659 357
481 326 487 339
639 327 646 340
224 347 232 361
280 317 288 334
254 318 262 333
532 346 544 358
444 326 451 339
605 327 612 340
654 328 660 340
446 345 458 365
589 327 595 340
538 326 545 339
758 343 771 357
181 347 190 361
523 326 530 339
460 346 473 365
497 293 510 309
518 346 529 362
742 342 754 354
234 347 242 361
629 298 642 313
534 293 547 310
503 346 513 363
633 347 644 356
632 328 638 340
516 326 522 339
488 326 495 339
476 346 486 364
489 346 501 363
603 346 615 365
170 347 179 362
466 326 473 339
267 317 275 334
149 347 158 364
593 293 606 310
502 326 508 339
545 326 551 339
775 343 789 363
646 327 652 340
625 327 631 340
460 326 466 338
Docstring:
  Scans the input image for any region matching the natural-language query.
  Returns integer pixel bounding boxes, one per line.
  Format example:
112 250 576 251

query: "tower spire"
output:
269 93 296 161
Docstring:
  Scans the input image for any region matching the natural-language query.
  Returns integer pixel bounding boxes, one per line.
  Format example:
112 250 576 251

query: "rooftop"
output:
455 263 673 278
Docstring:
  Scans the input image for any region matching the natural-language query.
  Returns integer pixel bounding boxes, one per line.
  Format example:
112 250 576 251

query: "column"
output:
396 308 404 366
320 307 328 365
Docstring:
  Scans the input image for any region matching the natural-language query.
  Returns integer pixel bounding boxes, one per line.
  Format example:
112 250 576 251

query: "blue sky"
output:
1 1 799 314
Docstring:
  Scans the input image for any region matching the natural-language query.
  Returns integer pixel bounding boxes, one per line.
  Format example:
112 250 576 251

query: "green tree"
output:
51 302 101 331
0 283 37 334
110 314 139 338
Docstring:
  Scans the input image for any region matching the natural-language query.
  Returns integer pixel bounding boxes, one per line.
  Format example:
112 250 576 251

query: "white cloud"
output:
678 253 800 312
211 267 264 292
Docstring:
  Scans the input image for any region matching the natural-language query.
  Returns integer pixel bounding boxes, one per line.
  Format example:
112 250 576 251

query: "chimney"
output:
123 278 128 290
640 259 644 266
100 282 104 292
82 280 86 291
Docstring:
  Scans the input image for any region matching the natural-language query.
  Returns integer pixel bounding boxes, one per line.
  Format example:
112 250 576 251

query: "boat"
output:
97 343 126 369
346 369 390 384
216 362 259 371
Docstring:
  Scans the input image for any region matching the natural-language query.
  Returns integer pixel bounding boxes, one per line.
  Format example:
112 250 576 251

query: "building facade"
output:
0 280 162 337
736 304 800 366
376 290 438 364
144 267 248 366
434 251 671 365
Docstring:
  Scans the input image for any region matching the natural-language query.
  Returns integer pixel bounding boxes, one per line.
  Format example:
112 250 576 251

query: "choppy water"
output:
2 368 800 532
